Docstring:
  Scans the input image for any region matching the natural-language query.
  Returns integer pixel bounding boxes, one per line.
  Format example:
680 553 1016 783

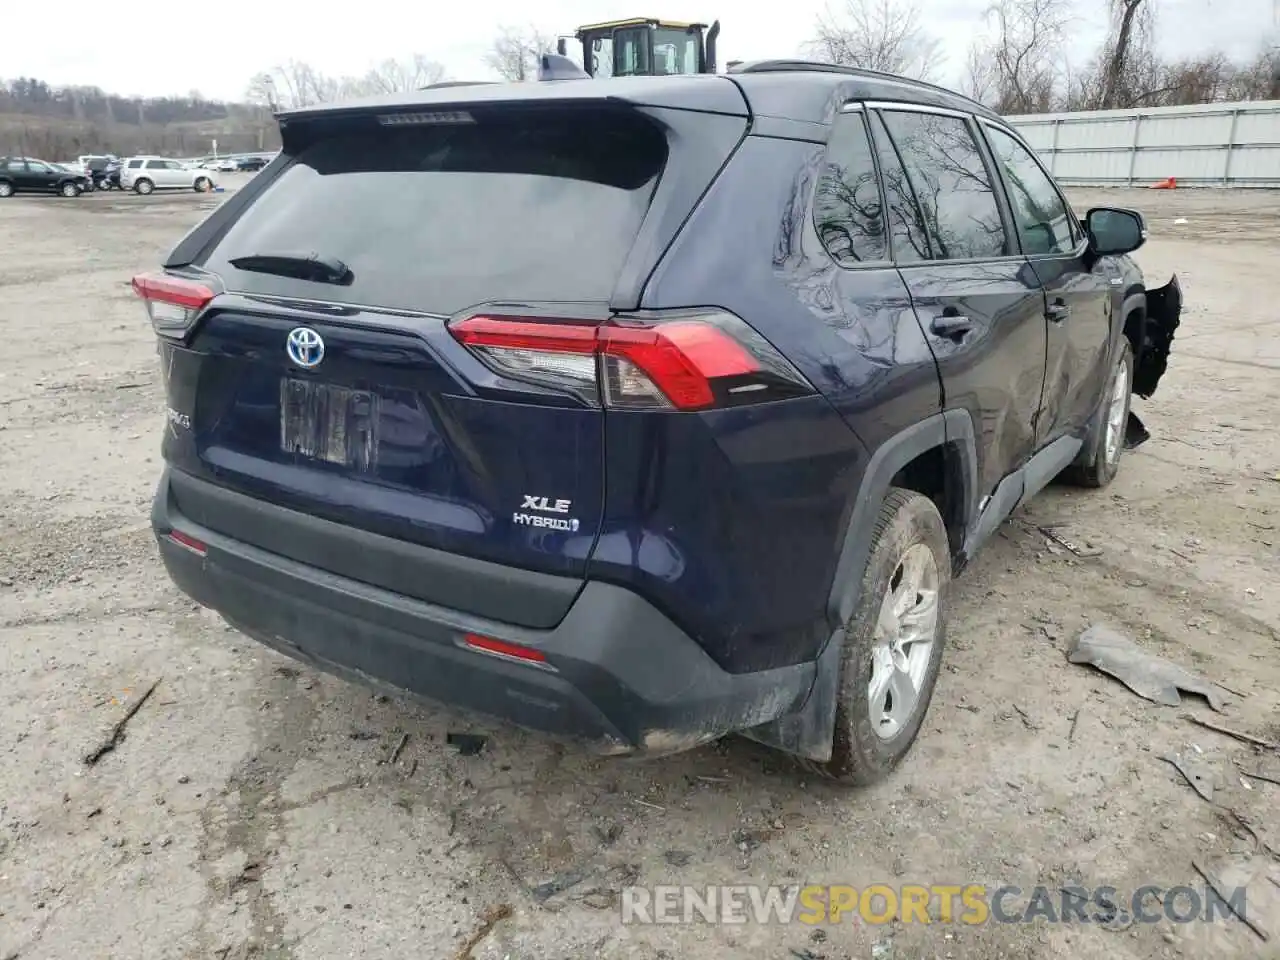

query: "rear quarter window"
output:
202 108 669 314
813 111 887 265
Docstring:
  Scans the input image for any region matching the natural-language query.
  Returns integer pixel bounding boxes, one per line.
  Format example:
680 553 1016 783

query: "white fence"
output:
1006 100 1280 188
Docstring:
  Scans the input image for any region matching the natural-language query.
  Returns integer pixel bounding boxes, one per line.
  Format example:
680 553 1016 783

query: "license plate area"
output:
280 378 380 470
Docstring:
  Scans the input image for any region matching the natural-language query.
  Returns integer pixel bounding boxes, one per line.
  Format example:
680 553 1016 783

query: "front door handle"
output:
930 314 974 340
1047 301 1070 323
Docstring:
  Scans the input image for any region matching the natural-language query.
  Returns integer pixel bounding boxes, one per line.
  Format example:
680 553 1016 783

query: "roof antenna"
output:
538 53 590 81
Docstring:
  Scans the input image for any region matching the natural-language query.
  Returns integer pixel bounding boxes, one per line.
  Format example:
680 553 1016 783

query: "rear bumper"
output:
152 468 814 755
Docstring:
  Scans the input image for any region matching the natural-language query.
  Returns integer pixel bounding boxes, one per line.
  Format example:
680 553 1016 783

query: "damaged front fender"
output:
1133 273 1182 398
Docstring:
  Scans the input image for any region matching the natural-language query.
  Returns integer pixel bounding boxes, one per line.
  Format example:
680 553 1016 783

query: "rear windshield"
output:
202 108 668 314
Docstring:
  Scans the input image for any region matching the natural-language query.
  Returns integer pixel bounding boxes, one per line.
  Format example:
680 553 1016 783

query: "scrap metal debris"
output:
1192 860 1270 942
1067 625 1230 711
1182 714 1277 750
83 679 161 765
530 868 588 903
446 733 487 757
1125 411 1151 449
1039 526 1102 558
381 733 409 766
1163 752 1215 802
1068 706 1083 742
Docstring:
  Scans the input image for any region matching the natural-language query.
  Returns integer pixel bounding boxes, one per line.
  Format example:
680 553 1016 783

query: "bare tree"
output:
1098 0 1155 108
960 41 996 104
1227 42 1280 100
250 61 339 109
245 73 279 110
353 55 447 96
246 55 447 110
485 26 555 82
808 0 943 81
977 0 1071 114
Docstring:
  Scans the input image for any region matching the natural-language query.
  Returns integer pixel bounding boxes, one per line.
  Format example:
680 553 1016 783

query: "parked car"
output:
214 158 239 172
78 155 116 189
97 159 123 191
120 156 216 195
236 156 268 172
134 63 1182 784
0 156 91 197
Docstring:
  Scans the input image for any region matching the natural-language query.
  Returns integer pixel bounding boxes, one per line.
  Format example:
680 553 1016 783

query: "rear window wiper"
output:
227 251 353 286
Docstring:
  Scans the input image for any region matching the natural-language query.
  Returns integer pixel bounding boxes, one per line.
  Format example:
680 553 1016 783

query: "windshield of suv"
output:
203 109 669 314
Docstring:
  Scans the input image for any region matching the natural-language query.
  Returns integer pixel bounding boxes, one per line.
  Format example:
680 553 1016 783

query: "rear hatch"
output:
148 89 749 625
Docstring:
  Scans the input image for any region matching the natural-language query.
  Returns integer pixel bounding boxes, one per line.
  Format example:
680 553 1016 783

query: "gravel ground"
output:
1 176 1278 960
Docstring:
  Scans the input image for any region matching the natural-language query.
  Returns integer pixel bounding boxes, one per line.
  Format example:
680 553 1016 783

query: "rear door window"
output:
813 111 887 265
867 112 931 263
202 108 669 314
878 110 1009 261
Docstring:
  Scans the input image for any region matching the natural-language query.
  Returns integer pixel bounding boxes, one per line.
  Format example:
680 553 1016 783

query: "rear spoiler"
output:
274 74 747 130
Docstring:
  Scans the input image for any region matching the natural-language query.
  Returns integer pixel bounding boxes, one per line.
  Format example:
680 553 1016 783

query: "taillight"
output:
131 272 216 339
450 311 813 411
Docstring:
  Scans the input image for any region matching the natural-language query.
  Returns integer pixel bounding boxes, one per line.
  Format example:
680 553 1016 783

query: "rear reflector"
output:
132 272 216 339
166 529 208 556
463 633 548 664
450 311 812 411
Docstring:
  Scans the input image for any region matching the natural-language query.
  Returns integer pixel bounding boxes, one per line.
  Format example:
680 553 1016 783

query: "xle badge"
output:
513 494 580 532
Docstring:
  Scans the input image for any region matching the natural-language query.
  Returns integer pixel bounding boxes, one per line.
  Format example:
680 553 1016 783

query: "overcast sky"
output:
2 0 1274 101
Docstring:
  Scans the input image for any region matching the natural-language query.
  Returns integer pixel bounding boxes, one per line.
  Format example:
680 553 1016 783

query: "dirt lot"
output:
1 177 1278 960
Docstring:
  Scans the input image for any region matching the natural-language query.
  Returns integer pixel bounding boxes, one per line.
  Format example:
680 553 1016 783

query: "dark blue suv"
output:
136 61 1181 784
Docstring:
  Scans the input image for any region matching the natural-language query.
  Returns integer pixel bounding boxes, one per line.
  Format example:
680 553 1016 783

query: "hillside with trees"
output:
0 53 447 160
0 78 276 159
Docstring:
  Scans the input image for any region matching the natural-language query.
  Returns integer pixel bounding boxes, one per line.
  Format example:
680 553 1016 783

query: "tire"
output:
807 488 951 786
134 178 154 195
193 177 211 193
1062 340 1134 489
0 181 13 198
60 181 81 198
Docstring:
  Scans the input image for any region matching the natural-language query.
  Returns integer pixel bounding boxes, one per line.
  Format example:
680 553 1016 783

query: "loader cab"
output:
564 18 719 78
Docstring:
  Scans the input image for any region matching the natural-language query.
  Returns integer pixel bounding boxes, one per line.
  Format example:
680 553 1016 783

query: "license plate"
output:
280 378 380 471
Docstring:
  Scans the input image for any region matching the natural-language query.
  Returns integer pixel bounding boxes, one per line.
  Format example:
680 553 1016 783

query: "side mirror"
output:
1086 207 1147 256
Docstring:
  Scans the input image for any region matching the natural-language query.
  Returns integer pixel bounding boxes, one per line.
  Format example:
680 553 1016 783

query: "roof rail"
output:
727 59 991 113
421 80 497 89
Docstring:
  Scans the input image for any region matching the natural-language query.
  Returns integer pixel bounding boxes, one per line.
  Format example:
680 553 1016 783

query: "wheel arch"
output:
741 409 978 762
828 409 977 626
1120 291 1146 361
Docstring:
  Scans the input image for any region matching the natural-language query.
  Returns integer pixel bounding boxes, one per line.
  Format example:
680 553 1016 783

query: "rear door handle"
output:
1047 301 1070 323
929 314 974 340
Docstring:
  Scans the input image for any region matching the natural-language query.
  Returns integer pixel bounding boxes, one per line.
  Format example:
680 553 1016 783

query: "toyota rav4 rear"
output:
143 78 864 761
